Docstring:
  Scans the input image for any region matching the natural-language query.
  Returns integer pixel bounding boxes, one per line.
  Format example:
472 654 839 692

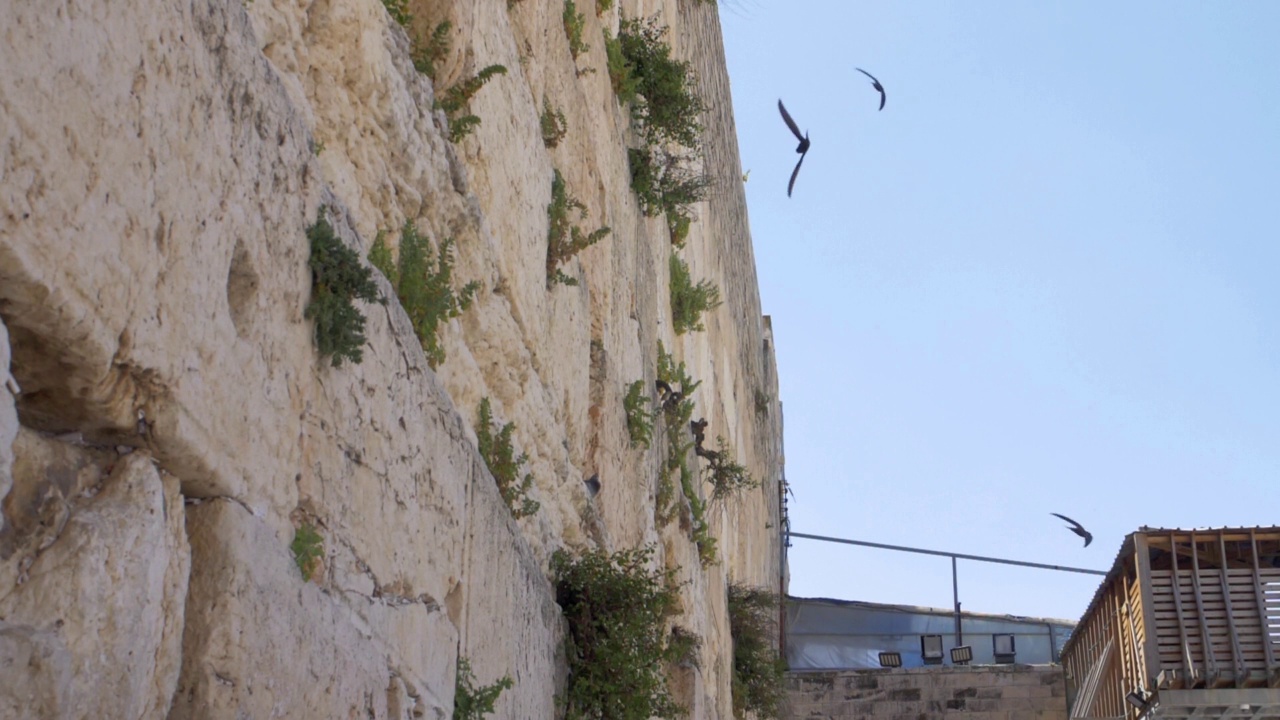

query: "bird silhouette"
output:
855 68 886 111
777 99 810 197
1051 513 1093 547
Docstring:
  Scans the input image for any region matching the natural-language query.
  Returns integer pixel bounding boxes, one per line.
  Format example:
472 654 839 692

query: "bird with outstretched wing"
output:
855 67 886 111
777 99 810 197
1051 513 1093 547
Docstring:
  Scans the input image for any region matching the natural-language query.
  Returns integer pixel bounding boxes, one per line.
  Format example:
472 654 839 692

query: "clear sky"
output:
719 2 1280 621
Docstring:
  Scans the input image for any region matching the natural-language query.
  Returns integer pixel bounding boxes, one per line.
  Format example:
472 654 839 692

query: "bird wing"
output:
1051 512 1089 534
1083 531 1094 547
787 152 806 197
778 100 805 143
855 68 887 110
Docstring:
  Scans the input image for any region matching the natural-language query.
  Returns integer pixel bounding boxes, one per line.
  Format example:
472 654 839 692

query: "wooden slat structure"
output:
1062 527 1280 719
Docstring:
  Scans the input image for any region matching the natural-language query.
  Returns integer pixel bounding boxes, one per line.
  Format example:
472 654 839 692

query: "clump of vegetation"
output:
754 388 770 418
540 97 568 148
728 584 787 719
563 0 590 59
669 253 722 335
703 436 758 502
627 148 712 245
654 344 716 565
624 380 654 449
291 522 324 581
305 213 382 367
438 63 509 142
603 31 638 104
368 223 479 369
552 546 686 720
546 170 611 287
454 657 514 720
381 0 413 29
595 0 614 15
413 21 453 80
616 18 706 148
476 398 540 519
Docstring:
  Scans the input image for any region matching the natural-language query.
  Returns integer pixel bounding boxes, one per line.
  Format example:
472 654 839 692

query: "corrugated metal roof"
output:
1057 525 1280 659
789 595 1077 627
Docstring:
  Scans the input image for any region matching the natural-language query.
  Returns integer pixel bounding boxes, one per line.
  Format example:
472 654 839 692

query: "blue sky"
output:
719 2 1280 621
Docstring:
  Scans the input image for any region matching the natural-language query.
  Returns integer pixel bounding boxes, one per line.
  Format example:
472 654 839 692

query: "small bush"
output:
603 31 638 104
305 213 381 367
439 64 509 142
454 657 514 720
654 344 715 564
595 0 613 15
624 380 654 449
617 18 705 149
703 436 758 502
540 97 568 148
552 546 685 720
669 254 721 335
476 398 540 519
546 170 610 286
754 388 770 418
628 147 711 236
291 522 324 581
563 0 590 59
371 223 479 369
728 585 786 719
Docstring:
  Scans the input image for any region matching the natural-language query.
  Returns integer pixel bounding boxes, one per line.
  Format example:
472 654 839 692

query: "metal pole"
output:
788 531 1107 576
953 556 962 645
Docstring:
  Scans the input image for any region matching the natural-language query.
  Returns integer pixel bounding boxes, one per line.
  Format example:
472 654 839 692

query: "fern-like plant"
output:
439 64 508 141
371 223 479 368
546 169 610 286
624 379 654 449
703 436 758 502
540 97 568 148
413 21 453 79
563 0 590 59
453 657 514 720
476 398 540 518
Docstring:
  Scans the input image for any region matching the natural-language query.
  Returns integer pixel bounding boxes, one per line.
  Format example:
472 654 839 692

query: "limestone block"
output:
0 452 189 720
171 498 456 720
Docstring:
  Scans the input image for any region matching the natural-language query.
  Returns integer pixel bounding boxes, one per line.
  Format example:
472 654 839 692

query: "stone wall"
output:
0 0 782 718
786 666 1070 720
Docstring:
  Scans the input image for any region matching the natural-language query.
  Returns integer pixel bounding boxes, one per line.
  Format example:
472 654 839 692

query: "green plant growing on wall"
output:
616 18 706 149
627 148 711 244
595 0 613 15
603 31 638 104
754 388 770 418
624 380 654 449
552 545 686 720
669 253 722 335
546 169 611 287
381 0 413 28
413 21 453 79
727 584 786 719
305 212 382 367
453 657 514 720
703 437 758 502
369 223 479 369
653 344 716 564
291 522 324 581
540 97 568 148
476 398 540 518
563 0 590 59
437 63 509 142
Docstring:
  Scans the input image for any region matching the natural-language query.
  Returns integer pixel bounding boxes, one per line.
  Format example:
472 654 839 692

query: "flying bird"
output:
1051 513 1093 547
777 99 810 197
855 68 886 111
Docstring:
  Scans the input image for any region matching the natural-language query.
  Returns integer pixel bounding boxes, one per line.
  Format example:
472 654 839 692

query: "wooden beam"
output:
1170 532 1197 684
1249 529 1278 677
1217 534 1247 686
1189 531 1220 687
1135 533 1162 687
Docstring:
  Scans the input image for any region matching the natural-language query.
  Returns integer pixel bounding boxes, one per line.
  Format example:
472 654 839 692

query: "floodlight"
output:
950 645 973 665
878 651 902 668
921 635 944 665
993 634 1016 664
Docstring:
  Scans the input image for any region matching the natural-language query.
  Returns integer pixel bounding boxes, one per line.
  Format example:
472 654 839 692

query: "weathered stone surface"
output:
0 319 15 535
0 449 188 720
0 0 783 716
171 497 455 720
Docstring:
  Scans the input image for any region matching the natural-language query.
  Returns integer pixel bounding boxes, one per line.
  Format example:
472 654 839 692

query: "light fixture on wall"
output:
950 645 973 665
878 651 902 668
1125 689 1152 712
921 635 944 665
993 634 1016 664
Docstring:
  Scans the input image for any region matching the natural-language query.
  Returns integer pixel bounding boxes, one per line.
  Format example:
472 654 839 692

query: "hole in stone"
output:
226 239 259 337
